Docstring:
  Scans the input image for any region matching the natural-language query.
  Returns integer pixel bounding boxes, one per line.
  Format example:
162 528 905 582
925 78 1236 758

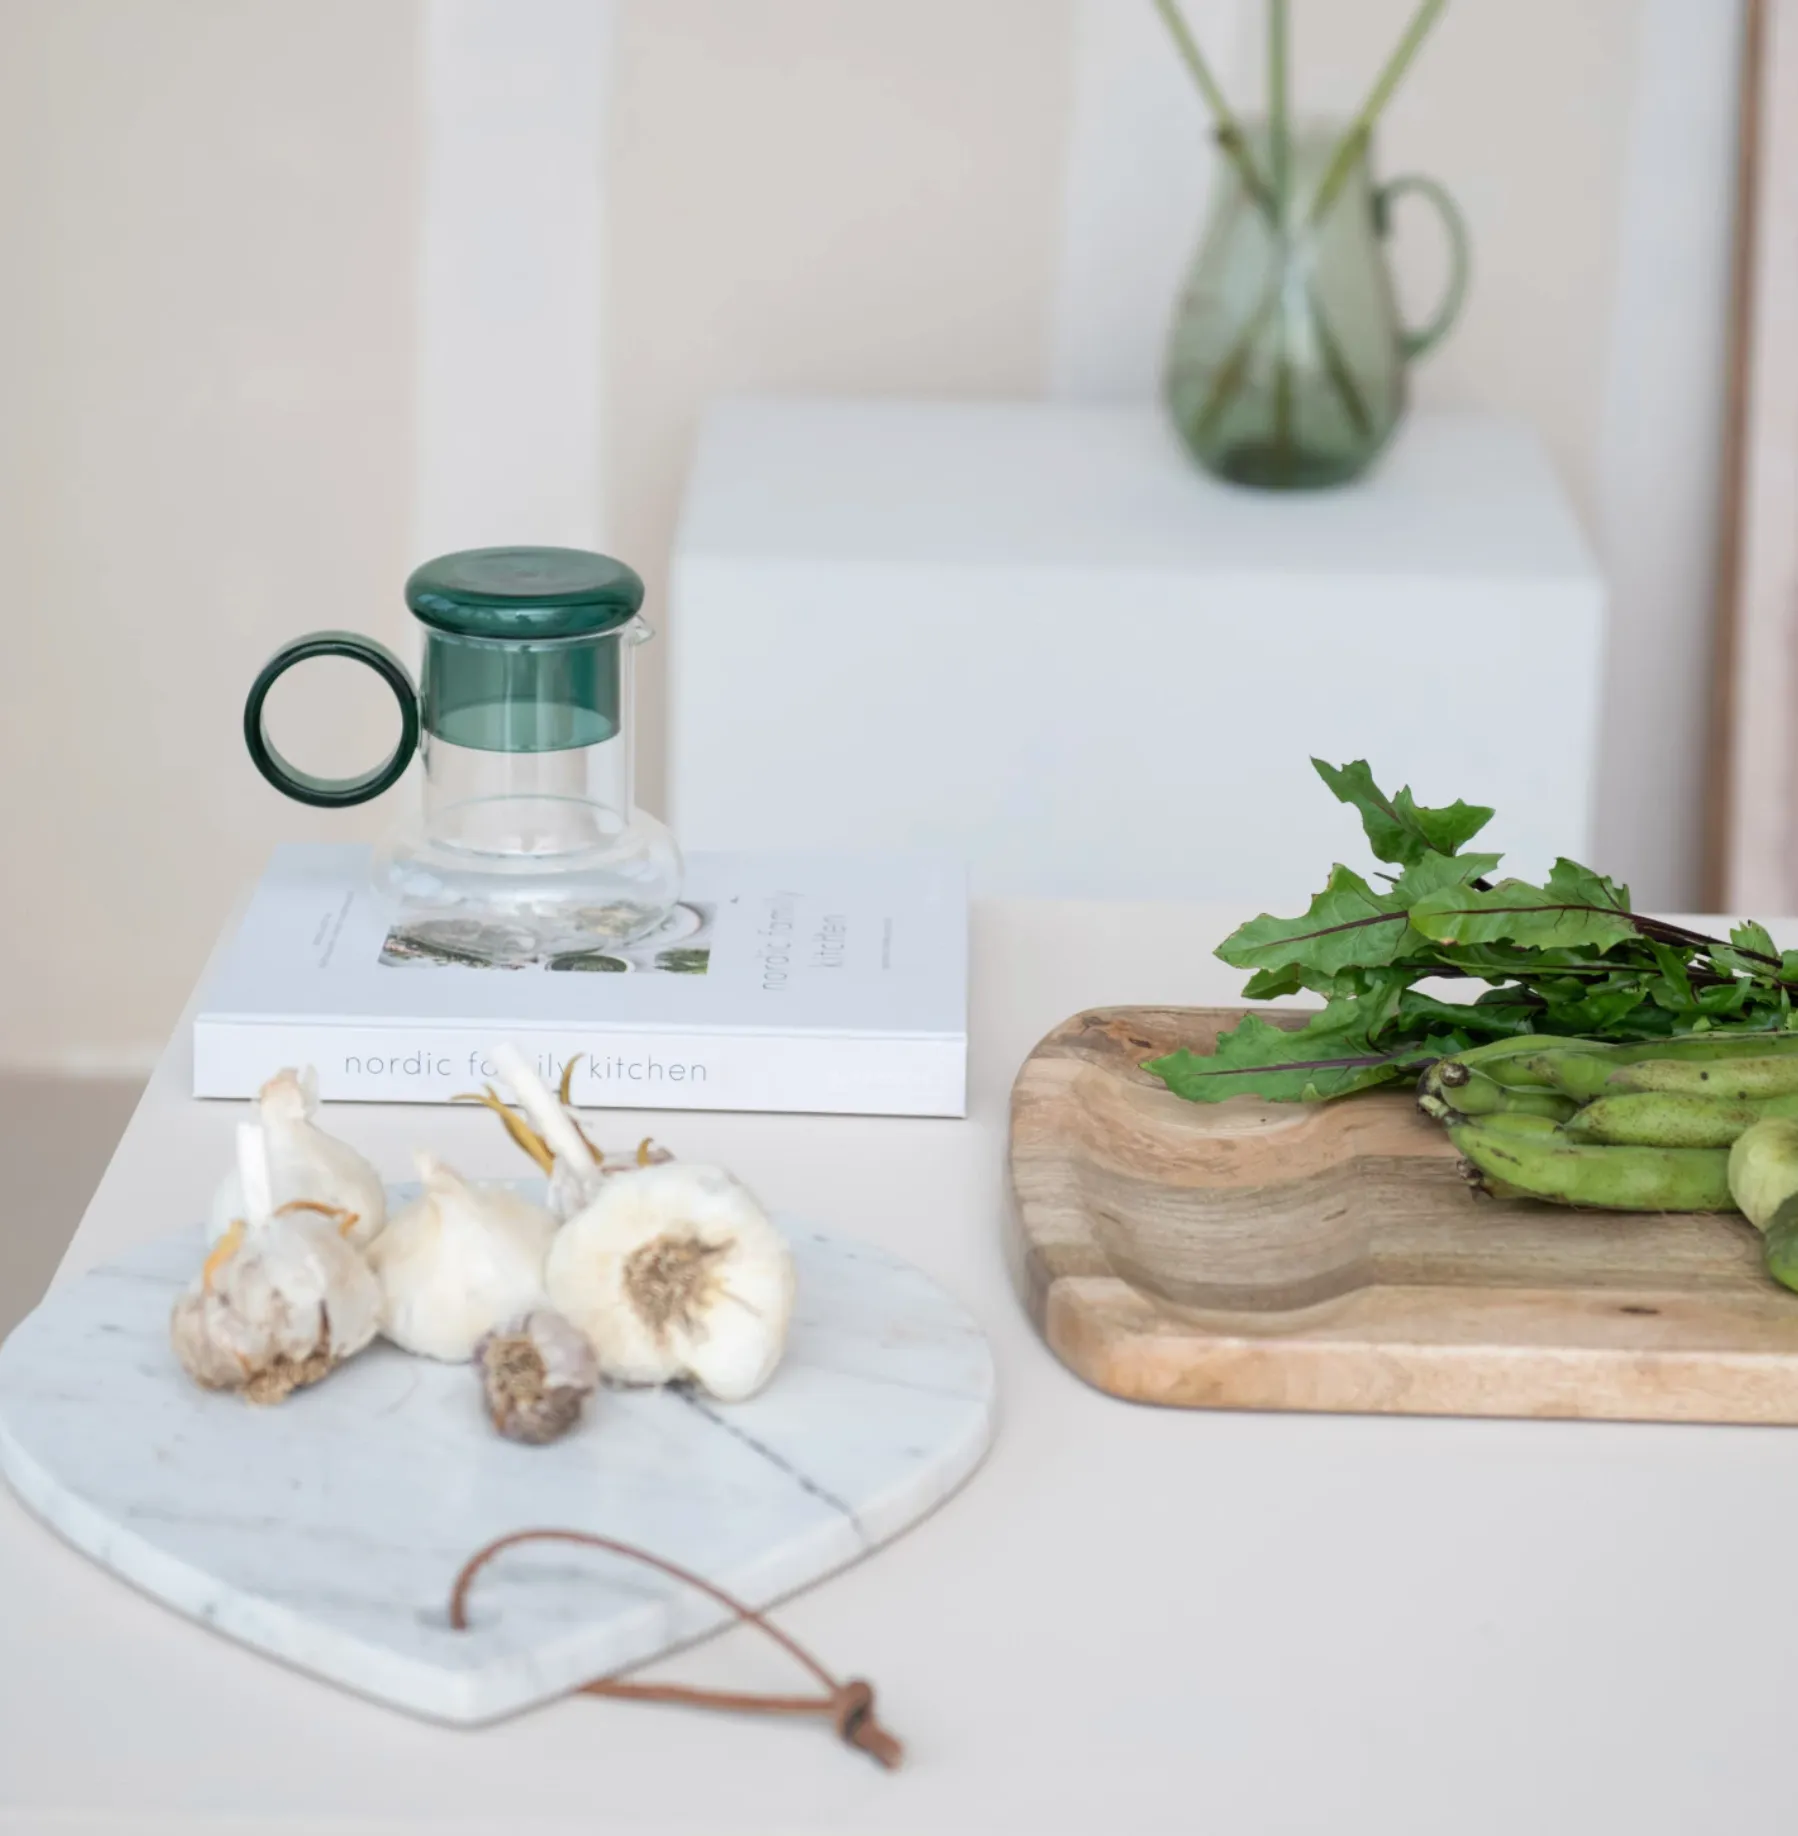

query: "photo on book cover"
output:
378 902 716 976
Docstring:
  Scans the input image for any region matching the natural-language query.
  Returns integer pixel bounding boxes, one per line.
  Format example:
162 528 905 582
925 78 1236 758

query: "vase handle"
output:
1375 173 1471 362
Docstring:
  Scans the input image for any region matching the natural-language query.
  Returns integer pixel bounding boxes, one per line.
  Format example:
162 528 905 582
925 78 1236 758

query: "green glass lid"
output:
404 547 645 641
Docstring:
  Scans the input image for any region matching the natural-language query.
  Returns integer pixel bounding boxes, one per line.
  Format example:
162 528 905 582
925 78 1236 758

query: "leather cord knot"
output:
449 1528 905 1770
831 1679 902 1769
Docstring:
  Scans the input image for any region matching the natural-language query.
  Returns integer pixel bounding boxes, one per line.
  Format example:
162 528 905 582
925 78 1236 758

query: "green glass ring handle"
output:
243 632 420 808
1374 173 1471 362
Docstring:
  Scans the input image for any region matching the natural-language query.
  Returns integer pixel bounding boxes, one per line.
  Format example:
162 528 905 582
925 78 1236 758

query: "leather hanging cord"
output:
448 1529 904 1769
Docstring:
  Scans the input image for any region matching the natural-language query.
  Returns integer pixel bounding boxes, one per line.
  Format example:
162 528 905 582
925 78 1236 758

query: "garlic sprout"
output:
492 1045 607 1220
172 1123 381 1404
207 1067 386 1249
545 1163 794 1402
456 1046 672 1218
366 1154 557 1362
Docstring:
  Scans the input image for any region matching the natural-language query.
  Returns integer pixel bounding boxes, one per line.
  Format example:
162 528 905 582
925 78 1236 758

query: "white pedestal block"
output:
669 400 1607 905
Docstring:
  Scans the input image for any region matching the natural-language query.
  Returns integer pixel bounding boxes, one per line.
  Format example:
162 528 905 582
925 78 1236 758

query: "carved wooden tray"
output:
1007 1007 1798 1423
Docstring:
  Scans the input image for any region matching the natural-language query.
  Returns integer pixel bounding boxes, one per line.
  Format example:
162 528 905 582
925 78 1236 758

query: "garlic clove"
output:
207 1067 387 1249
544 1163 795 1402
366 1154 556 1363
474 1308 599 1443
173 1126 382 1404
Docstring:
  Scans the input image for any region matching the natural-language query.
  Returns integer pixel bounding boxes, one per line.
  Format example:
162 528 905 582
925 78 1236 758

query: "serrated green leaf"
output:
1163 757 1798 1109
1697 980 1752 1017
1338 968 1411 1041
1311 758 1495 867
1544 857 1632 913
1147 1047 1404 1104
1441 939 1612 976
1646 941 1698 1014
1734 920 1777 959
1144 1006 1408 1104
1406 877 1642 953
1390 851 1504 906
1540 984 1650 1032
1238 964 1306 1001
1214 865 1409 975
1395 988 1538 1037
1472 984 1545 1010
1400 792 1498 860
1710 945 1769 982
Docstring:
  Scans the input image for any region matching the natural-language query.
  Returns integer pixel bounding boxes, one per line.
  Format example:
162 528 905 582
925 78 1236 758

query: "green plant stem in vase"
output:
1267 0 1295 467
1149 0 1274 216
1310 0 1449 228
1152 0 1466 491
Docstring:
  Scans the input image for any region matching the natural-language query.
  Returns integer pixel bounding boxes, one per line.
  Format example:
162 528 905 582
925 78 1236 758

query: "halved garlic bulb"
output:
366 1154 556 1362
172 1123 382 1404
544 1163 795 1402
207 1067 386 1249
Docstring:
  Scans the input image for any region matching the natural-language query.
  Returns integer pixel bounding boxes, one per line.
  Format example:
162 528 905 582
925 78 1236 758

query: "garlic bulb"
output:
475 1308 599 1443
172 1124 382 1404
545 1163 795 1401
366 1154 556 1362
207 1067 386 1249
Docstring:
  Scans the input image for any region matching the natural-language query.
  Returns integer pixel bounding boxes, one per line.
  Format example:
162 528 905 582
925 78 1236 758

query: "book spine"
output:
192 1021 967 1118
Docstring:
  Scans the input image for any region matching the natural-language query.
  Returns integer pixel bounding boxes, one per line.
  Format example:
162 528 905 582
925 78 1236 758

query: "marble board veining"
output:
0 1200 995 1724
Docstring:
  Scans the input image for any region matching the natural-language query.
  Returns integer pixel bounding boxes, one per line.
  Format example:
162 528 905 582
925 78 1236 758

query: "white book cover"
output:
193 845 967 1115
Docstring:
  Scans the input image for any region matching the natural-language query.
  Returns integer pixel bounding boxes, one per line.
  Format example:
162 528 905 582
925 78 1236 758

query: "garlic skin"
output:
173 1125 382 1404
545 1163 795 1402
475 1308 599 1444
207 1068 386 1249
367 1154 556 1362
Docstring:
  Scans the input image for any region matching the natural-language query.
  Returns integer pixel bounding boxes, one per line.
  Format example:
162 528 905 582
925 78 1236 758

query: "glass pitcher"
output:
1164 119 1469 490
244 546 683 964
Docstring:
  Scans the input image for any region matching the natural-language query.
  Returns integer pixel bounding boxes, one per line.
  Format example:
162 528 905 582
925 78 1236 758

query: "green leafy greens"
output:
1147 760 1798 1103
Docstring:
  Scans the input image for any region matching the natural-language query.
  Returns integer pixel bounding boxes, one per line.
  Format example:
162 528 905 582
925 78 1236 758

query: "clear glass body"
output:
377 618 681 965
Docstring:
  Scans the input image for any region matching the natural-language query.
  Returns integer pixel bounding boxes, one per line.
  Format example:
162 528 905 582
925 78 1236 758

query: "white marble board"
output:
0 1201 995 1724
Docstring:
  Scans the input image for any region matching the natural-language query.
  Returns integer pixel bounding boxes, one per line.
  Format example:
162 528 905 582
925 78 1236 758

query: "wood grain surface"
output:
1007 1007 1798 1423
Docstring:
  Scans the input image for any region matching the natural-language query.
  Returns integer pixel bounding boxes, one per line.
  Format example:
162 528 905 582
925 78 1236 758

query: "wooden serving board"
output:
1008 1006 1798 1424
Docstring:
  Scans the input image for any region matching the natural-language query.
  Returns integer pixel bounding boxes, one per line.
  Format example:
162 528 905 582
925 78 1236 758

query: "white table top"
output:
6 899 1798 1836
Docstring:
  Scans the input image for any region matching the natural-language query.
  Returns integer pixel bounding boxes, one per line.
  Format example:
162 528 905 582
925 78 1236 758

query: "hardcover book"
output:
192 845 967 1115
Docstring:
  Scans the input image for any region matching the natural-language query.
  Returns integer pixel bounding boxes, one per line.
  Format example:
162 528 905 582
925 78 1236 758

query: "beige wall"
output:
0 0 1728 1068
0 0 419 1067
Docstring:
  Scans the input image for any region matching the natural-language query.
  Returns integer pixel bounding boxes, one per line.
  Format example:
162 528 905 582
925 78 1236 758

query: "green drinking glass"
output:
1164 119 1470 490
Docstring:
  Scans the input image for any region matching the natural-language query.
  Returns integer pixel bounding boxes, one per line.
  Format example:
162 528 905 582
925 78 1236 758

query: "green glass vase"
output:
1164 120 1469 490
